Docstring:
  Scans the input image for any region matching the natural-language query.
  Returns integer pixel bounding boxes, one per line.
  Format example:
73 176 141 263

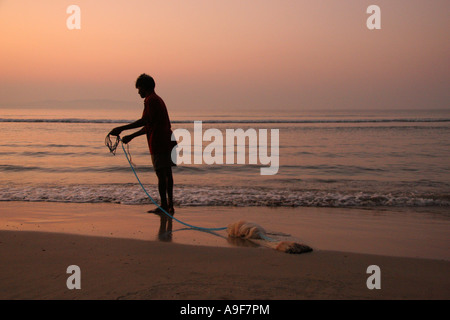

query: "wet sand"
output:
0 202 449 299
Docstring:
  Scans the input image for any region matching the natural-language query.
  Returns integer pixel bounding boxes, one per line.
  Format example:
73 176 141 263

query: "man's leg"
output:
148 152 174 214
166 167 174 214
155 169 168 210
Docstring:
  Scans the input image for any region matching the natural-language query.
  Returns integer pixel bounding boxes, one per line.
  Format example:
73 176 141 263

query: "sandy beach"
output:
0 202 449 300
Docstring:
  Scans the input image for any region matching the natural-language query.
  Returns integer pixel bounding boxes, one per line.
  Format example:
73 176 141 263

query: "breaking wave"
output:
0 184 448 207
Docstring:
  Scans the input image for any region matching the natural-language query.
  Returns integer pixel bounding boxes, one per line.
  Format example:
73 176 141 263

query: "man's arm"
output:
109 118 146 136
121 127 147 144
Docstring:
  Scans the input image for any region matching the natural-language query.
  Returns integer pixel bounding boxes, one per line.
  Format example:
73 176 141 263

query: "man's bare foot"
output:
147 207 164 214
147 207 174 217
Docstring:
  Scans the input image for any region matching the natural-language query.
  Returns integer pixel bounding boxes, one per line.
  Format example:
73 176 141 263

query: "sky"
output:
0 0 449 113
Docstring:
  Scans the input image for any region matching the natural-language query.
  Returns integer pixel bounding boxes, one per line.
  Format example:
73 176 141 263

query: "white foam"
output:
0 184 448 207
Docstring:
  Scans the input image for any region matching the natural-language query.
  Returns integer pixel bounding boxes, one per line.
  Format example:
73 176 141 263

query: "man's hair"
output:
135 73 155 90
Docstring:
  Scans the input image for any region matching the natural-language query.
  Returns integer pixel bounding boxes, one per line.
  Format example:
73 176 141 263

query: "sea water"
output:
1 107 449 208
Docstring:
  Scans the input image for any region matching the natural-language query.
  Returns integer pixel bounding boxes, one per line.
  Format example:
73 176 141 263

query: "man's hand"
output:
122 135 133 144
109 127 122 136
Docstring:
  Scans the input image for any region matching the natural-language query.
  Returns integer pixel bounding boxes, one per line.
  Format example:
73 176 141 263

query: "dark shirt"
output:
142 92 175 154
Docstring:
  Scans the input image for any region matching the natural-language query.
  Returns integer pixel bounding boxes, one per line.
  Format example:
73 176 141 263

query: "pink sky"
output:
0 0 448 112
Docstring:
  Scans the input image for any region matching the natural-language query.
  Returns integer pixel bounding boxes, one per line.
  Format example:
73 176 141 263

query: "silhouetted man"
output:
109 74 176 214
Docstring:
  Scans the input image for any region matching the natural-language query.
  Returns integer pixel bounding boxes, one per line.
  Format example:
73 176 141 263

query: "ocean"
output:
1 107 449 209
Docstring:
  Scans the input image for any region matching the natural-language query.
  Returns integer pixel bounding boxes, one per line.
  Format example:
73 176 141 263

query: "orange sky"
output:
0 0 448 112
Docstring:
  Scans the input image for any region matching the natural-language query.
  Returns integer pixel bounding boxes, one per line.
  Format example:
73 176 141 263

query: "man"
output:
109 74 176 214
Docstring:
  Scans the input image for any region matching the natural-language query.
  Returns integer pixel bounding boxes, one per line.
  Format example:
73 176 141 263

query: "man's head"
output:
135 73 155 98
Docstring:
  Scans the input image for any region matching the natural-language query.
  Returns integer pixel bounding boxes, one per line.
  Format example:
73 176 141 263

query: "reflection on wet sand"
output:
152 212 259 248
226 236 260 248
156 214 173 242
